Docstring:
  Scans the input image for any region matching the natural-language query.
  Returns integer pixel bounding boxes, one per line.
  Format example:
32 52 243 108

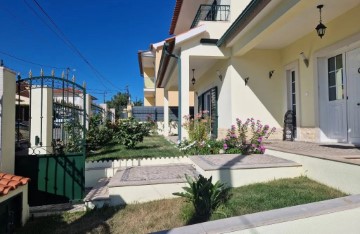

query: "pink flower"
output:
223 143 228 150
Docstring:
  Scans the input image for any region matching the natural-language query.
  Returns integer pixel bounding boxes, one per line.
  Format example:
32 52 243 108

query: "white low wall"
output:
194 164 302 188
85 156 191 187
266 149 360 194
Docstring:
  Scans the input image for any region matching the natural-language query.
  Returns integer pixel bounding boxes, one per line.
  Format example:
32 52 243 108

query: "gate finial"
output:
51 69 55 77
29 70 32 78
40 68 44 77
72 75 75 82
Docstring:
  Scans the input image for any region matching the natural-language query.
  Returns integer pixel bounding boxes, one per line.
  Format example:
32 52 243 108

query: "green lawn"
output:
17 177 346 234
86 135 184 161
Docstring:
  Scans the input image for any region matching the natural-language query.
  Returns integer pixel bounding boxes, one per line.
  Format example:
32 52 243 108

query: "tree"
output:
133 99 143 106
106 92 129 118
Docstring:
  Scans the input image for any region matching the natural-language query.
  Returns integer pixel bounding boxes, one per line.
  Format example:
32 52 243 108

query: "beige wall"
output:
143 67 154 78
155 88 194 107
144 96 155 106
0 67 16 173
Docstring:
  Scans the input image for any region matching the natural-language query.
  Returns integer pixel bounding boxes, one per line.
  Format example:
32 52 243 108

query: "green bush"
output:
173 174 230 222
86 114 113 151
183 111 211 142
113 117 150 149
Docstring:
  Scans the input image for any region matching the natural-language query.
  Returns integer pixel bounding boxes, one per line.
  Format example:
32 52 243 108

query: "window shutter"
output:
198 94 203 114
210 87 218 138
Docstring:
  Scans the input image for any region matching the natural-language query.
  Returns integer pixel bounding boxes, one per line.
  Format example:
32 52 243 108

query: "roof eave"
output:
217 0 271 47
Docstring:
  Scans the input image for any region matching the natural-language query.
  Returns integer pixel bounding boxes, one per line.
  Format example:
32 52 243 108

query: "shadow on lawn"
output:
17 205 124 234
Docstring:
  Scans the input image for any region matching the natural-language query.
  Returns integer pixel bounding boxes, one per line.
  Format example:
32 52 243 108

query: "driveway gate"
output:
15 71 87 205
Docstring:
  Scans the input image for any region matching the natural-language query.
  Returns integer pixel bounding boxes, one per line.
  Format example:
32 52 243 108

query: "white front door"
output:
346 48 360 144
326 54 347 141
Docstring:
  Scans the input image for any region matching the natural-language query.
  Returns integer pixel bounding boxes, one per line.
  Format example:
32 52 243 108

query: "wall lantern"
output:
300 52 309 67
315 4 326 39
269 70 274 79
191 69 196 85
217 70 223 82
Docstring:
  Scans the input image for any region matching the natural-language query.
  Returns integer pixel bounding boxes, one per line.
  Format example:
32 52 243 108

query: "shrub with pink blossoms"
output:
223 118 276 154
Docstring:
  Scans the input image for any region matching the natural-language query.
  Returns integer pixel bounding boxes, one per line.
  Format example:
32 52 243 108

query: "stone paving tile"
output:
191 154 300 171
266 140 360 165
108 164 197 187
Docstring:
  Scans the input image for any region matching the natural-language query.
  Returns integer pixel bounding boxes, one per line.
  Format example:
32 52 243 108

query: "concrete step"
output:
107 164 197 206
83 178 110 209
190 154 303 188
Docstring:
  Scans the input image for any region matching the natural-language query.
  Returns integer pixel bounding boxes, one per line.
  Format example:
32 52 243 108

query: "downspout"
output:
164 43 182 140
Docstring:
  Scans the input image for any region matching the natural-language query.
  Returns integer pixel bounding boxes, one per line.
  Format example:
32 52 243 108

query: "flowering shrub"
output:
223 118 276 154
183 111 211 142
178 139 224 155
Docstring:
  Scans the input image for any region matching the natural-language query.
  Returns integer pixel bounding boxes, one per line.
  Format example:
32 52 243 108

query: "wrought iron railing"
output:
191 4 230 29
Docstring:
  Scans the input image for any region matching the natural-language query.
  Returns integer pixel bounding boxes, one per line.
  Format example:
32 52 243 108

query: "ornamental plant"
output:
223 118 276 154
113 117 150 149
182 111 211 142
173 174 230 222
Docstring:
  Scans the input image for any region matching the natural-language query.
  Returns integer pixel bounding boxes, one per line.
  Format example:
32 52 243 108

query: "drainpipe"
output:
164 44 182 140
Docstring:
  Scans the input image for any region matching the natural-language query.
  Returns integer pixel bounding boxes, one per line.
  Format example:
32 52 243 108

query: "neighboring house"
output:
156 0 360 144
0 66 30 231
138 40 195 115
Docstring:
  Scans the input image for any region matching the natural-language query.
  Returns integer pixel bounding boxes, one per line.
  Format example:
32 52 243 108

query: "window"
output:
328 54 344 101
198 87 218 138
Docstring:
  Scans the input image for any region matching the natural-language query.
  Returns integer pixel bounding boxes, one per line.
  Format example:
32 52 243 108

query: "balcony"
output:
144 77 155 89
191 4 230 29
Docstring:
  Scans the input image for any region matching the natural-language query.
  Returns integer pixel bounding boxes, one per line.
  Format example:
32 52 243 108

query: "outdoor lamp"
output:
300 52 309 67
192 69 196 85
316 5 327 39
217 70 223 81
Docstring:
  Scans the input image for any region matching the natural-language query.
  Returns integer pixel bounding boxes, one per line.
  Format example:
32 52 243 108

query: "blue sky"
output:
0 0 175 103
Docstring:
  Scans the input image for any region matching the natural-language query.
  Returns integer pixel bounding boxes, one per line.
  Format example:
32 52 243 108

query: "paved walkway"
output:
266 140 360 165
108 164 197 187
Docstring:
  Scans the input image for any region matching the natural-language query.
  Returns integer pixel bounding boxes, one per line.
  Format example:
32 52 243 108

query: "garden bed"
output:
86 135 184 161
17 177 346 234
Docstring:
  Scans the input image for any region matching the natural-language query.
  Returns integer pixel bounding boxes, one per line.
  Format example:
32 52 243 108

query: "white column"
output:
180 55 189 140
30 87 53 154
163 90 169 136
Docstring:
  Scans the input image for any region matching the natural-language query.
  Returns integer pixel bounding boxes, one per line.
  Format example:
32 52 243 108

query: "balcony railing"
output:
144 77 155 89
191 4 230 29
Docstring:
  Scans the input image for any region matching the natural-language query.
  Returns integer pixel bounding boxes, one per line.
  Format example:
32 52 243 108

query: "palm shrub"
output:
173 174 230 222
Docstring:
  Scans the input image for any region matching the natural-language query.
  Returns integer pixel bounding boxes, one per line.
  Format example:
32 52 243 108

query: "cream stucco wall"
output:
278 3 360 141
0 67 16 173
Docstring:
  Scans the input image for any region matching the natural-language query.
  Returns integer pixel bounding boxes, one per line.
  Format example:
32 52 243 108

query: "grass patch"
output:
86 135 184 161
17 177 346 233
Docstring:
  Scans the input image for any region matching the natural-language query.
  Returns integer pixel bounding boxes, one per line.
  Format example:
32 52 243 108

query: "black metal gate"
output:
15 71 87 205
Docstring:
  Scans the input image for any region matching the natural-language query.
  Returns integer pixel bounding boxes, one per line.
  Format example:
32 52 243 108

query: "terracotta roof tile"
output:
0 172 30 196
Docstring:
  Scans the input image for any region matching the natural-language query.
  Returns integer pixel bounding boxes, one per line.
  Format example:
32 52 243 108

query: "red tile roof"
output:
169 0 183 35
0 173 30 196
